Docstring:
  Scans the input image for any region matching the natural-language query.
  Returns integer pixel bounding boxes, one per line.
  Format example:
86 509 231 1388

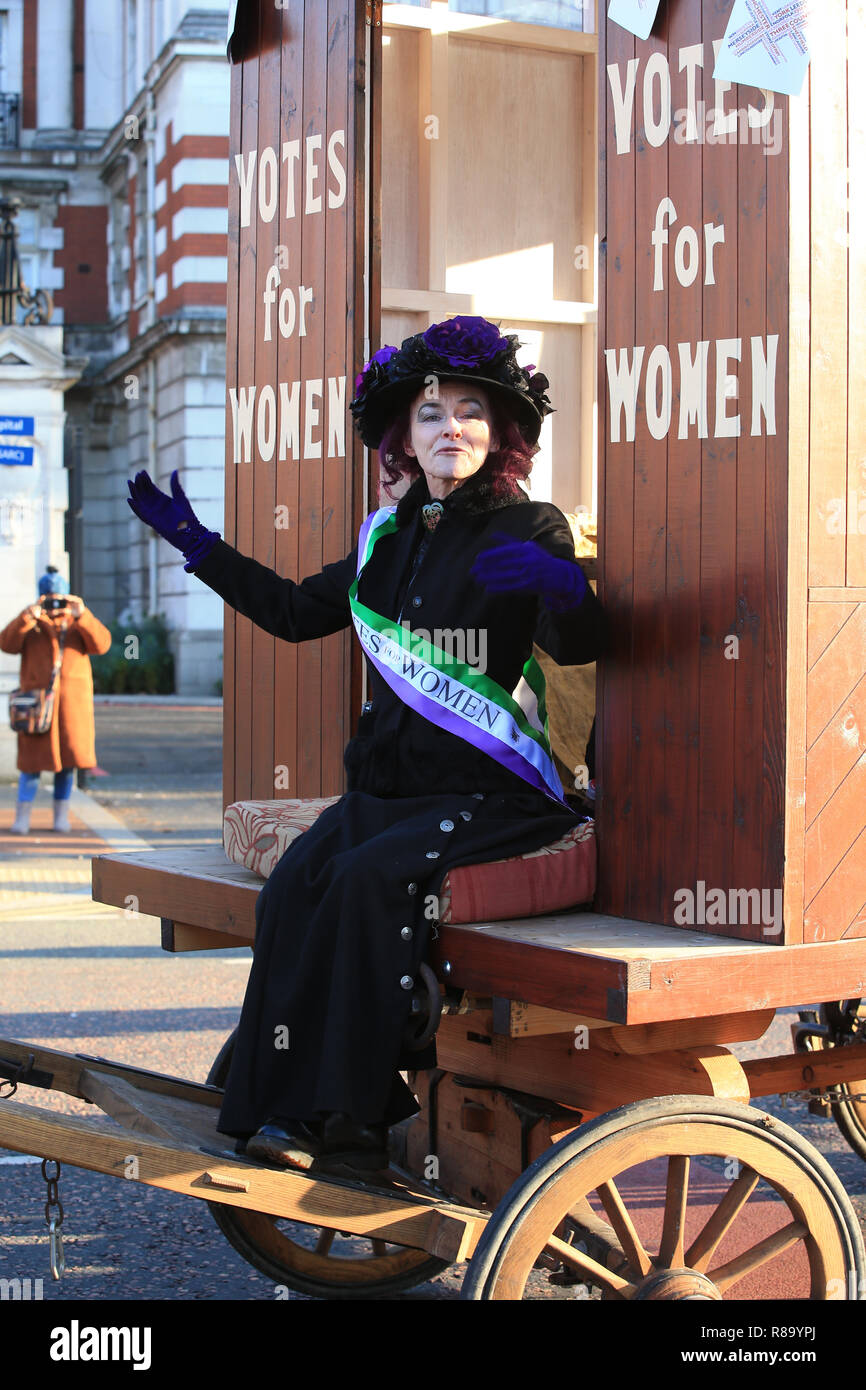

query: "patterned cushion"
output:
224 797 596 923
223 797 341 879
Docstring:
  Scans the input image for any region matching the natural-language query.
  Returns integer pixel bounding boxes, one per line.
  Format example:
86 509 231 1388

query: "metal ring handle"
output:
403 962 443 1052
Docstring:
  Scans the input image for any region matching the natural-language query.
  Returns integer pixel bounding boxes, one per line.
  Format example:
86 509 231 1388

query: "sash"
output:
348 506 568 806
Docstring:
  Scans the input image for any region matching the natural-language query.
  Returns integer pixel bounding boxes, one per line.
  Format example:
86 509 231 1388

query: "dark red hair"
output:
377 388 538 502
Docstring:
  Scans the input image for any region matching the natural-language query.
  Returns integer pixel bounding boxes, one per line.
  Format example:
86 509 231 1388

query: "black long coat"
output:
191 474 606 1134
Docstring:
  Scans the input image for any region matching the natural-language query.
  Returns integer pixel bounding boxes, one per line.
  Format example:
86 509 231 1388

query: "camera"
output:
42 597 67 611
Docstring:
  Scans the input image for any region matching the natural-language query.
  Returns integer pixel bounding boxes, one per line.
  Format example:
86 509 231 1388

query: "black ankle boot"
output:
245 1117 322 1171
318 1111 390 1177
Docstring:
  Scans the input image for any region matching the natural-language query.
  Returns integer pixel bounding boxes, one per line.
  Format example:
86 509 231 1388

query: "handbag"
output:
9 628 65 735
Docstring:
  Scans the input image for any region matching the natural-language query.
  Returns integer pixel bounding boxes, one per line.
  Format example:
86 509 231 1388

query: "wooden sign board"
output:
223 0 369 807
597 0 865 946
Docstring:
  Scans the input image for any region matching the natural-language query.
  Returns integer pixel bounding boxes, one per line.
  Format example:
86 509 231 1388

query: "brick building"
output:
0 1 231 711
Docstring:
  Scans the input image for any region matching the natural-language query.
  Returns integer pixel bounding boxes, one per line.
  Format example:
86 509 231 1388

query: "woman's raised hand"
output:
471 532 589 614
126 469 220 569
127 469 200 548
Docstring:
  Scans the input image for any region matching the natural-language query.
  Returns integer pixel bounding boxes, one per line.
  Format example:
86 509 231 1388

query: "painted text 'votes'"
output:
605 336 778 444
607 41 776 157
234 131 347 228
229 380 346 463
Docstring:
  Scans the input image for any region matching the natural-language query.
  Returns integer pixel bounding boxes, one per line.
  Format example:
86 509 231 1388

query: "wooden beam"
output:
383 5 598 55
0 1096 486 1262
161 919 251 953
0 1038 223 1110
381 286 597 325
808 588 866 603
743 1038 866 1099
435 1014 752 1110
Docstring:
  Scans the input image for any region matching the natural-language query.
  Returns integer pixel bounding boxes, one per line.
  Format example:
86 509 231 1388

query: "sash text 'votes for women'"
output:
354 618 502 732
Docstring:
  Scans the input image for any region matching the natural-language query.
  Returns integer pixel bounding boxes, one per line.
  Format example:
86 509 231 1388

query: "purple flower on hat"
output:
422 316 509 368
354 344 399 395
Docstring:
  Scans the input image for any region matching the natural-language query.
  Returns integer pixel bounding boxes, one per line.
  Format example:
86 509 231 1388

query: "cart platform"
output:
92 847 866 1025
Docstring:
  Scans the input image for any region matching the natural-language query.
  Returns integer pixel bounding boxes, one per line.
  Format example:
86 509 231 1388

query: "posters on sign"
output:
608 0 663 42
714 0 813 97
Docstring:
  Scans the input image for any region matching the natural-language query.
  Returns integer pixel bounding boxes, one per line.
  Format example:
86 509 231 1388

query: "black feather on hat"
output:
349 316 554 450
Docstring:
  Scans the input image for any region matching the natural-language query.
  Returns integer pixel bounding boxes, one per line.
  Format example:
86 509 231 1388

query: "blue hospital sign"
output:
0 416 35 436
0 444 34 465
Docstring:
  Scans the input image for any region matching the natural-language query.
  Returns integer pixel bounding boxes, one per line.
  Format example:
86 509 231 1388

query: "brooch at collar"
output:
421 500 445 531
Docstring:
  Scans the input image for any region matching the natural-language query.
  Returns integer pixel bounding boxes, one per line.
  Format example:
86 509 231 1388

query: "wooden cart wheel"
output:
797 1002 866 1162
460 1095 866 1301
204 1031 450 1299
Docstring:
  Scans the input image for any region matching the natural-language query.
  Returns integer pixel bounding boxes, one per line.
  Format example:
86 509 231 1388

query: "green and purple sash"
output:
348 507 567 806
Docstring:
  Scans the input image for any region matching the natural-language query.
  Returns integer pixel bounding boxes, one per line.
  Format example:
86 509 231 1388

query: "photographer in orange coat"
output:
1 566 112 835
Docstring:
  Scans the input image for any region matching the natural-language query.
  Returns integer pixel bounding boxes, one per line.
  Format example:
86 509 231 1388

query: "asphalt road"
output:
2 701 866 1318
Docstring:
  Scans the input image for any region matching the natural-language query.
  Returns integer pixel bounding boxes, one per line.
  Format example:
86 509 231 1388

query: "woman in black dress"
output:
127 316 605 1179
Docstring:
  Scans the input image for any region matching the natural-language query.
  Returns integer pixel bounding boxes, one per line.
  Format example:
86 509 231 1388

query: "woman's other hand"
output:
471 532 589 613
126 469 220 569
65 595 85 620
24 602 43 622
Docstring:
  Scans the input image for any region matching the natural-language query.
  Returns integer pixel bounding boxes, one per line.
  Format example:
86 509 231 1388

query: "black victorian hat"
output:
349 315 555 450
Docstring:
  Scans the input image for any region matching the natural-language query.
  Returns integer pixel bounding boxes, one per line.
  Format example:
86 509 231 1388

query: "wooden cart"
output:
0 847 865 1300
2 0 864 1301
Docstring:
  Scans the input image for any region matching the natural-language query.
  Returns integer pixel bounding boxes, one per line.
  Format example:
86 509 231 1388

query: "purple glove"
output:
126 469 220 572
471 532 589 613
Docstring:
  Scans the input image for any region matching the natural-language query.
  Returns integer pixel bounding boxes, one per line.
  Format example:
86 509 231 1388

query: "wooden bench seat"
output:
91 847 866 1026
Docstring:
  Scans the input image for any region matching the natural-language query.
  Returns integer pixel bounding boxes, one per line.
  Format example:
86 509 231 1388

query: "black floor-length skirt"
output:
216 787 581 1138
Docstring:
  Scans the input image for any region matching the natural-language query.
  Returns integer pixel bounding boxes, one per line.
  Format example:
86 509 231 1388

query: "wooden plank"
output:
223 54 243 811
231 2 260 805
271 0 304 812
434 1015 751 1110
493 999 614 1037
0 1097 485 1261
807 6 849 587
735 66 771 937
762 77 790 940
804 828 866 945
249 0 281 800
593 1010 776 1056
848 3 866 587
595 11 635 920
806 605 866 748
808 602 857 669
662 0 703 935
784 37 811 948
697 0 739 929
78 1070 225 1151
92 848 866 1021
0 1038 223 1110
295 0 328 797
809 588 866 603
805 669 866 828
742 1037 866 1099
805 752 866 911
91 849 262 939
628 5 669 924
161 919 251 953
382 5 597 54
327 0 364 791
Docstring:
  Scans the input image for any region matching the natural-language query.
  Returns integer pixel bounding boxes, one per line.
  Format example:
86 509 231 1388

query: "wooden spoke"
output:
595 1180 654 1277
658 1155 690 1267
708 1221 808 1293
544 1233 636 1296
314 1227 336 1256
686 1166 760 1271
371 1239 389 1256
463 1100 864 1301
